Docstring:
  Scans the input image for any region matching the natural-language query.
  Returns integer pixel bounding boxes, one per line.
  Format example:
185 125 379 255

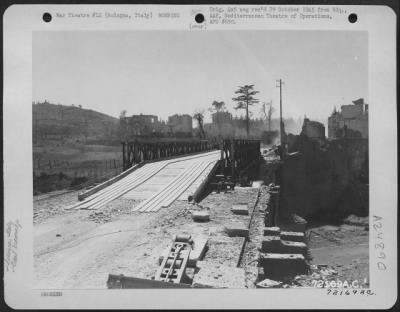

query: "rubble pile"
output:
87 211 112 224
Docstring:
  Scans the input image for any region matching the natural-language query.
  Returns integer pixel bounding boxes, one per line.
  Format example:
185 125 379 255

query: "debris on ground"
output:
344 214 369 227
87 211 112 224
256 278 283 288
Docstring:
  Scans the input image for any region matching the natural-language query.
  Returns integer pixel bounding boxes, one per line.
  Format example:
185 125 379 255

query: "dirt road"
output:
34 198 182 288
34 187 261 289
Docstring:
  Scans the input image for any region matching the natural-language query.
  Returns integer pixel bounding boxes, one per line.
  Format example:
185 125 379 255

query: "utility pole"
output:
276 79 285 159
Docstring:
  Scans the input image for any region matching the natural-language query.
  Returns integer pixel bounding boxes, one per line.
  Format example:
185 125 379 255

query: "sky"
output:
33 30 367 126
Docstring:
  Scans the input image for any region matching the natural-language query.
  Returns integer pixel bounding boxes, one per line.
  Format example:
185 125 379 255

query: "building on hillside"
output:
167 114 193 135
301 118 325 139
328 98 368 139
120 114 162 138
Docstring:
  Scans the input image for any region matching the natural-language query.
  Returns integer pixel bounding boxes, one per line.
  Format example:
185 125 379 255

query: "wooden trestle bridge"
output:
68 139 261 212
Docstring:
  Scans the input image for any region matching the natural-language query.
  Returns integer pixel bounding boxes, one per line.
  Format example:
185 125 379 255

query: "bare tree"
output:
193 110 206 139
261 101 274 131
232 85 259 137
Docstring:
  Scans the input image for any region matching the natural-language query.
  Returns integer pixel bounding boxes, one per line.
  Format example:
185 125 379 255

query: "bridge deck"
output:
69 151 220 212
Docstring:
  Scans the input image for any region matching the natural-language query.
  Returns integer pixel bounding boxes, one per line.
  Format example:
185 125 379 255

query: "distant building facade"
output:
212 111 233 124
168 114 193 135
328 98 368 139
120 114 164 138
120 113 195 139
301 118 325 139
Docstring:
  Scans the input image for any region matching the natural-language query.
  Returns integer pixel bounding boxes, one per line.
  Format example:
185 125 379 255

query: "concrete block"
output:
191 238 208 261
225 223 249 237
263 226 281 236
256 278 283 288
281 240 307 255
192 210 210 222
261 236 282 253
262 237 307 255
281 231 305 242
280 223 307 234
231 204 249 215
259 253 308 278
193 262 246 288
252 180 264 188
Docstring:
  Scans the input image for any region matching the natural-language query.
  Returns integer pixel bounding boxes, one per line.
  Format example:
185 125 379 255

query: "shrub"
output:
70 176 88 187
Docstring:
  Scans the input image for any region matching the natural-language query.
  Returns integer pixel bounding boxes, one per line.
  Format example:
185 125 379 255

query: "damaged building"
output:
328 98 369 139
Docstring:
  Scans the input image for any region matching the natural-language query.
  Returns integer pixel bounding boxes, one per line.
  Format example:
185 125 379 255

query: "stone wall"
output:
279 135 368 222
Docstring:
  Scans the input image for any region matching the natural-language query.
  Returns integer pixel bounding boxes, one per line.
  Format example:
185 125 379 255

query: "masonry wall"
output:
279 135 368 222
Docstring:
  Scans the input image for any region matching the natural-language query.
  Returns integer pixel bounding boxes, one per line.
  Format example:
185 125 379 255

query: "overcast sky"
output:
33 30 367 125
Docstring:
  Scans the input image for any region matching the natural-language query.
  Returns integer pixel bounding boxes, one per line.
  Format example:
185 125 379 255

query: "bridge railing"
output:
122 140 216 170
122 138 261 178
220 139 261 179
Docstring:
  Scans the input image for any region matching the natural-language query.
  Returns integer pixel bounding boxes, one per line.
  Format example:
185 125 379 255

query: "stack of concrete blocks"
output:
258 226 308 280
225 204 250 238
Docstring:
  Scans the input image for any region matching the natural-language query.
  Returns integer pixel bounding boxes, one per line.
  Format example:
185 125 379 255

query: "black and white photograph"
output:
32 29 370 289
3 4 397 309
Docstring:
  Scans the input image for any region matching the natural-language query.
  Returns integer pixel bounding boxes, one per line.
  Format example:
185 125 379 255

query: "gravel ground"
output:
239 186 270 288
34 179 368 289
34 184 263 288
33 191 80 224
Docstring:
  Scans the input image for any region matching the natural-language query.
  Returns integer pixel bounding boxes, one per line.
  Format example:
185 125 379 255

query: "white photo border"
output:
3 4 397 309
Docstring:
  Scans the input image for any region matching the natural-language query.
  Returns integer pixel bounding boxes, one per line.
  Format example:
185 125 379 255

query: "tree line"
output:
193 84 274 139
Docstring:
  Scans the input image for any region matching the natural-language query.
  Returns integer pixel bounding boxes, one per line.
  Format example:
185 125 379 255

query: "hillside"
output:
33 101 119 141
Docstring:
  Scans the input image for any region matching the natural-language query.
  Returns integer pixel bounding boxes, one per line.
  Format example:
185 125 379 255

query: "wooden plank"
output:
77 163 139 201
87 162 169 210
119 153 216 199
157 162 211 210
107 274 191 289
178 161 217 200
140 161 198 212
190 160 220 203
178 164 213 200
134 161 200 212
142 161 210 212
147 162 209 212
79 162 168 210
77 162 162 209
65 163 159 210
72 150 221 210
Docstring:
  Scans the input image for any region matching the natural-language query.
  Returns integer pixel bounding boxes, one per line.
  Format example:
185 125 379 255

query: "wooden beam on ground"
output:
190 160 221 203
